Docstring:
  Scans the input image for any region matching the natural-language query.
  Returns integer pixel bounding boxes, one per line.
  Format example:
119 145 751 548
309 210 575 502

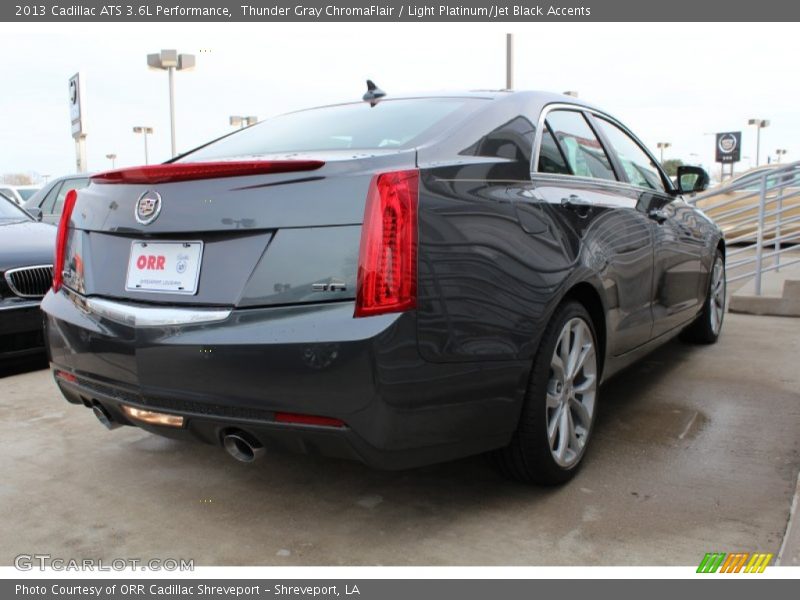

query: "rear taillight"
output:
91 160 324 184
354 169 419 318
53 189 78 292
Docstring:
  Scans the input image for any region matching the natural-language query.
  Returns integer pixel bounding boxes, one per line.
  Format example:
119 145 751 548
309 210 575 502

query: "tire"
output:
495 300 600 485
680 249 726 345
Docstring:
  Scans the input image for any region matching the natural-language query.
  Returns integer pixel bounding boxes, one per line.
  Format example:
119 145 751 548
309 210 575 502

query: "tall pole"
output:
144 131 150 165
168 66 176 157
755 126 761 167
506 33 514 90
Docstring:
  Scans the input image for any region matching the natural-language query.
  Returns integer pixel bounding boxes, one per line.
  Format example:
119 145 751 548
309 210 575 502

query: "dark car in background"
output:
24 174 90 224
0 193 56 359
41 91 724 484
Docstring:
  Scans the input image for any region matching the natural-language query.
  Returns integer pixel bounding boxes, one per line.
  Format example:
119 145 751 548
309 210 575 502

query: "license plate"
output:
125 241 203 295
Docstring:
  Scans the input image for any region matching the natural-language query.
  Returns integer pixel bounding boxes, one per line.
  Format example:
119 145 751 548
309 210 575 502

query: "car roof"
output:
289 90 602 116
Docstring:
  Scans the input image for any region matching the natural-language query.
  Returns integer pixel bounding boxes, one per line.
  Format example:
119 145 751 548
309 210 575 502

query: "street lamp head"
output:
229 116 243 127
105 153 117 160
133 126 153 134
148 49 178 70
563 91 579 97
748 118 770 128
177 54 195 71
245 116 258 126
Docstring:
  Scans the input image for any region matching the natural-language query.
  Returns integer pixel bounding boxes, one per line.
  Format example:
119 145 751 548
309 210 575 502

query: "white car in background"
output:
0 184 41 205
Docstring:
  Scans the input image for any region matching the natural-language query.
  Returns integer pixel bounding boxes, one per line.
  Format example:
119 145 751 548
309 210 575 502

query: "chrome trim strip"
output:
530 102 673 194
83 297 231 328
0 300 41 311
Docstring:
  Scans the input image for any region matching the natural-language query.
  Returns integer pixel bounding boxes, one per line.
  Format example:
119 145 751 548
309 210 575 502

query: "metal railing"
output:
687 160 800 295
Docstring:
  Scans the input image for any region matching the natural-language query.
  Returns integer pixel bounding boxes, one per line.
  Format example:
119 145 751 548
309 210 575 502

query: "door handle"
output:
561 194 592 210
648 209 668 224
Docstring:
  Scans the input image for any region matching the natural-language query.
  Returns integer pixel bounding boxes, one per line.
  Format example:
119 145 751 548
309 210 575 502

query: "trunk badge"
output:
135 190 162 225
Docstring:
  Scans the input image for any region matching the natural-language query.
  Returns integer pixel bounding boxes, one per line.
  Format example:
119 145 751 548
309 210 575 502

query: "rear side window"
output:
593 118 666 192
544 110 616 181
48 178 89 215
184 98 480 160
537 124 571 175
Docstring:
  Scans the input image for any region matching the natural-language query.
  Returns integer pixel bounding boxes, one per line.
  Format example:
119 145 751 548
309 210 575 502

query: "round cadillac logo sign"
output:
718 134 738 154
135 190 162 225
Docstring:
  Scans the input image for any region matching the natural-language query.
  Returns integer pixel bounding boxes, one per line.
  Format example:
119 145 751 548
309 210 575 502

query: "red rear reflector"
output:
54 370 77 383
91 160 325 184
53 189 78 292
274 412 346 428
354 169 419 318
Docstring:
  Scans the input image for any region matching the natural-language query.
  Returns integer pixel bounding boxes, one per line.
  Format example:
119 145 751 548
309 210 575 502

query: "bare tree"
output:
2 173 34 185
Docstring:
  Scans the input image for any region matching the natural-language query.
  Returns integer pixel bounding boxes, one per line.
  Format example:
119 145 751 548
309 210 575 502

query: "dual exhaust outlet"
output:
91 404 265 463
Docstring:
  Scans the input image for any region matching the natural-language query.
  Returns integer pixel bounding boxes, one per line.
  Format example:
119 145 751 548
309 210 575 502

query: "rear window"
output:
183 98 477 160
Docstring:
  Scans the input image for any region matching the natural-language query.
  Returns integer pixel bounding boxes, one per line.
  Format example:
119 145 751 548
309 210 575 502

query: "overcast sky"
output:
0 22 797 181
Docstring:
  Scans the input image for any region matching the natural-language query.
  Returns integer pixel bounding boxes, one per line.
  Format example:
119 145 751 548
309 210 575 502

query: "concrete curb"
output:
730 280 800 317
777 469 800 565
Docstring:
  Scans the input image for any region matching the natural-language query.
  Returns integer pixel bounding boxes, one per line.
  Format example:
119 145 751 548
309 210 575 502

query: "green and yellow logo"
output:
697 552 773 573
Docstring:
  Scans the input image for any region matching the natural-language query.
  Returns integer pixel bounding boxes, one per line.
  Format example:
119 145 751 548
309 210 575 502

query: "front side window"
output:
543 110 616 181
594 118 666 192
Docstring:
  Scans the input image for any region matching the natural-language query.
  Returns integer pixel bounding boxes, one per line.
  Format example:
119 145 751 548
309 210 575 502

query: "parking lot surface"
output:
1 313 798 566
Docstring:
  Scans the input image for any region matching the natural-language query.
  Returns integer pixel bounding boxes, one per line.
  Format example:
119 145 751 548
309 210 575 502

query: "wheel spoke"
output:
570 396 592 428
548 404 562 448
573 372 596 394
566 323 583 376
556 406 570 460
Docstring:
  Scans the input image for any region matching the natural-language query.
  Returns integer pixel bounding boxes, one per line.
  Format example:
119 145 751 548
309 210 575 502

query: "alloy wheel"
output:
546 317 597 468
709 258 726 335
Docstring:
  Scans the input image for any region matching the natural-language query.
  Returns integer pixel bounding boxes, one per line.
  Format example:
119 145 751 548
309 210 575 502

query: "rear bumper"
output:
42 289 528 469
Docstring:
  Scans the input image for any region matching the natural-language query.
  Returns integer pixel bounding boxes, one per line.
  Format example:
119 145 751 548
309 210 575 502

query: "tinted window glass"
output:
17 188 38 201
50 178 89 215
461 115 535 180
545 110 616 181
594 118 665 191
41 182 63 213
185 99 480 160
537 124 571 175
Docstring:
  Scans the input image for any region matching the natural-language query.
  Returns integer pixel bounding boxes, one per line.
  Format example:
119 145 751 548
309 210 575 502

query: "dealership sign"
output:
68 72 85 138
715 131 741 163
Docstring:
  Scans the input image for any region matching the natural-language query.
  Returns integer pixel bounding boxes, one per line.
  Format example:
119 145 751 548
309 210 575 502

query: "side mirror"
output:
26 207 43 221
676 166 710 195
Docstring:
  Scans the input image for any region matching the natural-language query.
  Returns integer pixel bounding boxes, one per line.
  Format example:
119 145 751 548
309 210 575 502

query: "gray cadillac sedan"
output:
42 90 724 484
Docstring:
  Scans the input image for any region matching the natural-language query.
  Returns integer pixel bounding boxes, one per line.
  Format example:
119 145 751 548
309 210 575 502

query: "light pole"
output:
229 115 258 129
147 49 195 157
656 142 672 163
748 118 770 166
105 153 117 168
133 126 153 165
776 149 787 163
505 33 513 89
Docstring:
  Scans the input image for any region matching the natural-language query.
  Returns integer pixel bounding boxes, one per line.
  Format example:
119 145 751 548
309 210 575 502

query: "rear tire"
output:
495 301 599 485
680 250 726 345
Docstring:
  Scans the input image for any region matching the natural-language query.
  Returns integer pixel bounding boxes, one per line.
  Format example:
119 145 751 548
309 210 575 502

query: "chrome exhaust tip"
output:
93 404 120 430
222 431 265 463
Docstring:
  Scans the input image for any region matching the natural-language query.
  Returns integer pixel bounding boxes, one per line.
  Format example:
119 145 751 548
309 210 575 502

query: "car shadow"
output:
0 353 48 379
